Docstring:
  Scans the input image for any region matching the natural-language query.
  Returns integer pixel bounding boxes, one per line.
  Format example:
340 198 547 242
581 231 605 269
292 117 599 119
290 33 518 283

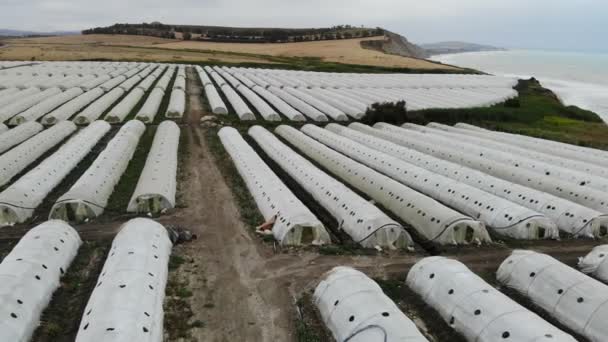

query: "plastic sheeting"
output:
252 85 305 121
455 123 608 168
497 250 608 342
380 123 608 214
99 75 127 91
404 123 608 195
74 88 125 125
249 125 412 249
0 88 41 108
0 121 43 154
268 86 328 122
0 121 76 186
311 124 558 240
0 87 61 123
284 87 348 121
0 121 111 225
50 120 145 222
579 245 608 283
219 127 330 245
127 121 179 214
42 87 105 125
314 267 428 342
281 125 489 245
427 122 608 180
0 123 7 134
0 220 81 342
165 89 185 119
136 88 164 123
105 88 146 123
172 76 186 90
407 256 576 342
342 123 608 238
236 85 280 121
75 218 172 342
10 87 84 125
203 83 228 115
221 83 255 120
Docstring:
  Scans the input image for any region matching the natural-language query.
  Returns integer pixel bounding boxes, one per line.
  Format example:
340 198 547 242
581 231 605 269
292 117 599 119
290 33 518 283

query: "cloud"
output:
0 0 606 51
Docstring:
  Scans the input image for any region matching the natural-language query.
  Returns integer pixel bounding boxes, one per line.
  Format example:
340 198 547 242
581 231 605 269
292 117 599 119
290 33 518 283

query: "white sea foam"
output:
433 50 608 123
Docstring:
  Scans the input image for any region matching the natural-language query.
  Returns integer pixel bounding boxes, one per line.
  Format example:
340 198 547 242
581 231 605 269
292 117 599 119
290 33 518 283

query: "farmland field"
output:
1 60 608 341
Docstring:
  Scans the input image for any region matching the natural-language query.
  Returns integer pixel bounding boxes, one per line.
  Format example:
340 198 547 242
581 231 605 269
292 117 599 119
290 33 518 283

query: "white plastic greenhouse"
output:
252 85 305 121
165 88 185 118
128 121 179 215
99 75 127 91
455 123 608 168
249 125 413 249
235 84 280 121
75 218 172 342
283 87 348 121
0 123 7 134
407 256 576 342
497 250 608 342
0 121 76 187
136 88 165 123
376 123 608 214
219 127 330 245
0 87 61 123
105 88 146 123
403 123 608 194
0 88 41 108
10 87 84 125
0 121 111 225
50 120 145 222
311 124 559 240
0 220 81 342
426 123 608 179
0 121 43 154
343 123 608 238
280 125 490 245
74 87 125 125
268 86 328 122
579 245 608 283
203 83 228 115
42 87 105 125
314 267 428 342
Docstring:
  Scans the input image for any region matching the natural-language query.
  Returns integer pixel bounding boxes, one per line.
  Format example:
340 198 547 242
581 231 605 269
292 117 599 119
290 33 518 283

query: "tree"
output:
183 32 192 40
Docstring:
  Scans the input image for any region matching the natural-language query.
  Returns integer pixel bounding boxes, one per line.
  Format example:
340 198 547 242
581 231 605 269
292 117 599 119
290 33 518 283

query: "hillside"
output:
421 41 505 55
0 34 458 71
83 23 384 43
360 31 429 59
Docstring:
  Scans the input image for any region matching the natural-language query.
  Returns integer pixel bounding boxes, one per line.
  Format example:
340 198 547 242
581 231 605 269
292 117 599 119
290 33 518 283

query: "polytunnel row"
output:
218 127 330 245
401 122 608 198
75 218 173 342
340 123 608 237
0 218 172 342
0 62 189 126
315 245 608 342
275 125 490 245
191 65 517 122
0 121 111 225
49 120 146 222
248 125 413 249
455 122 608 167
301 124 558 240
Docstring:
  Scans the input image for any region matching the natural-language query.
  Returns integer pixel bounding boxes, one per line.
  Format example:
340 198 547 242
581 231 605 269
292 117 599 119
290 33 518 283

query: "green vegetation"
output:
83 23 383 43
165 254 202 340
365 78 608 150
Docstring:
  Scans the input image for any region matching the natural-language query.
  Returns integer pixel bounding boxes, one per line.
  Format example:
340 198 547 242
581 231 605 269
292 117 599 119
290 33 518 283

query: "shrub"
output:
361 101 410 125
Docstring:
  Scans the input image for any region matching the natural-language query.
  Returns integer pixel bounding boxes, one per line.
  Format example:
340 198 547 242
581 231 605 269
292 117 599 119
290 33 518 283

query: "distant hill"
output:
420 41 505 55
361 31 429 59
83 23 384 43
0 29 78 37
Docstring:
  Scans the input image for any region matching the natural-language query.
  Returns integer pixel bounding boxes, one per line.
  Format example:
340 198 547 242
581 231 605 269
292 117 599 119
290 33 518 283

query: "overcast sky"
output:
1 0 606 52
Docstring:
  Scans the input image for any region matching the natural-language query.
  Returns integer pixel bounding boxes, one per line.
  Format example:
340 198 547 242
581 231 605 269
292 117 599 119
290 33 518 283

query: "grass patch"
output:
164 254 202 340
204 126 265 230
31 240 111 342
103 125 157 215
383 78 608 150
295 292 333 342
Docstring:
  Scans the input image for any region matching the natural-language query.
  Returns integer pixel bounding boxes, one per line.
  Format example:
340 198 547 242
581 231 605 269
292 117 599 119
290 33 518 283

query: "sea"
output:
432 50 608 123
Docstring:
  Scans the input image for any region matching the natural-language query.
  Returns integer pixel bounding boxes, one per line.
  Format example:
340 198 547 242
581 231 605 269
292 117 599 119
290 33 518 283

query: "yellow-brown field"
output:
0 34 455 70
